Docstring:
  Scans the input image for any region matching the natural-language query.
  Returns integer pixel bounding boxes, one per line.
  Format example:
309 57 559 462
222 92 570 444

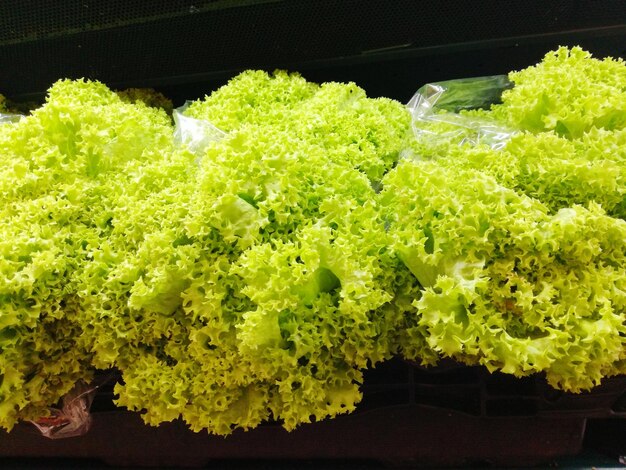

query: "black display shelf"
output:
2 360 624 467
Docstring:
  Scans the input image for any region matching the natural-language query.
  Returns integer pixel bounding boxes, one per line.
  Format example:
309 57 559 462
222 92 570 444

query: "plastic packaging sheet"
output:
0 113 22 124
30 375 112 439
407 75 518 150
173 102 226 156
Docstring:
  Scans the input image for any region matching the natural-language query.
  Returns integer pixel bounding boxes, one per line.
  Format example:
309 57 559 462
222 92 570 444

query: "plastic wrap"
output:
30 381 100 439
0 113 22 124
173 102 225 155
407 75 518 150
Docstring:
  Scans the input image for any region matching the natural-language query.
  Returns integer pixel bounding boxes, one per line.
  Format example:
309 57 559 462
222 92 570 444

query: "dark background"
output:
1 0 625 104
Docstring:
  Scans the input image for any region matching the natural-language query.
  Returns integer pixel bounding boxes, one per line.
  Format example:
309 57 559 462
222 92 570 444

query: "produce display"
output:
0 47 625 435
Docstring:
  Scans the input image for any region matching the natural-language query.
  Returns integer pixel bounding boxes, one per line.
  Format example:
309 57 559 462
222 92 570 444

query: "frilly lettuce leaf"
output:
0 78 173 429
383 160 626 392
493 46 626 138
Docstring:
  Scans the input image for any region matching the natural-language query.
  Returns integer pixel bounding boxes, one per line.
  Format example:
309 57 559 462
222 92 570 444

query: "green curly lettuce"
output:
410 47 626 219
4 50 626 436
184 70 411 184
382 160 626 391
0 78 174 429
183 70 318 132
491 46 626 138
424 129 626 219
75 71 412 434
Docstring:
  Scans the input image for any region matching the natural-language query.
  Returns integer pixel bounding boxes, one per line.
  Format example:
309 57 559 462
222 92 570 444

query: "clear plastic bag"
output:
0 113 23 124
407 75 518 150
30 380 100 439
173 102 225 156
